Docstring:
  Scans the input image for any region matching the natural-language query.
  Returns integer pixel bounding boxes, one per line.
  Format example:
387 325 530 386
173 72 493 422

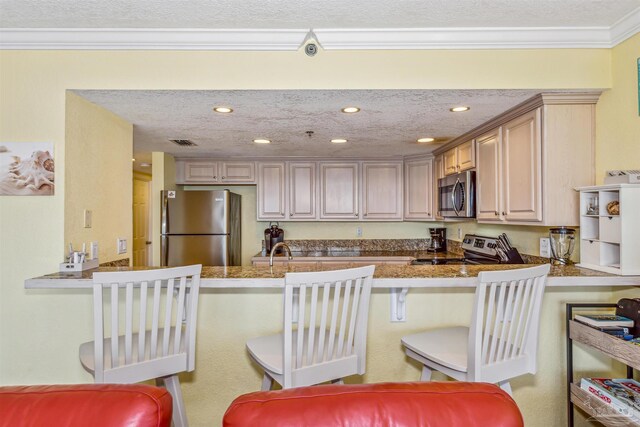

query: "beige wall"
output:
0 41 636 426
596 35 640 184
65 92 133 263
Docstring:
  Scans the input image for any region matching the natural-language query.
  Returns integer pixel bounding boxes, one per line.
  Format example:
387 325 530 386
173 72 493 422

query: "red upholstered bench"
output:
0 384 172 427
223 382 523 427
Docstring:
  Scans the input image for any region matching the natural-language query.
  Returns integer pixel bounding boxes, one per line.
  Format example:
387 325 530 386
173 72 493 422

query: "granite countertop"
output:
251 250 464 260
24 263 640 289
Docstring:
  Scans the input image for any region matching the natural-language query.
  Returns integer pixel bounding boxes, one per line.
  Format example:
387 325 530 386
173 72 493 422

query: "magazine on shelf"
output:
580 378 640 422
574 314 634 328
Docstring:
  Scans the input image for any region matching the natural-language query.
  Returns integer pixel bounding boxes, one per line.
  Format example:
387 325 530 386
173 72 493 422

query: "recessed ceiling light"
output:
140 162 151 168
331 139 348 144
213 106 233 113
417 137 435 143
132 158 136 162
253 139 271 144
341 107 360 113
450 106 470 112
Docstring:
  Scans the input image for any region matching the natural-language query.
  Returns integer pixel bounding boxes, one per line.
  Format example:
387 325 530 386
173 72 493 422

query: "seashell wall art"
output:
0 142 55 196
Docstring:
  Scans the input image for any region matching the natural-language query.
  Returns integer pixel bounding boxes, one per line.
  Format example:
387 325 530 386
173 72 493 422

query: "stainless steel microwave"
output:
437 171 476 218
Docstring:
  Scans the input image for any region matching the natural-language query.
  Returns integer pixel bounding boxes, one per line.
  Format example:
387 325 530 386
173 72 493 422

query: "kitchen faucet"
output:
269 242 293 267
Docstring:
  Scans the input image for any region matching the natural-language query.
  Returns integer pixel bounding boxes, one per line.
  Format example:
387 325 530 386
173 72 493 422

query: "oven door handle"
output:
452 178 461 216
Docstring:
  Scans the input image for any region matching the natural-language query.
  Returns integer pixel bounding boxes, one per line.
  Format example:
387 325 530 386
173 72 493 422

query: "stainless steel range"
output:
412 234 525 265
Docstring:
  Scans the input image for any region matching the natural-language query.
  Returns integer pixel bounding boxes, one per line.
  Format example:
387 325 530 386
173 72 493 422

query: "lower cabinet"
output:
252 258 412 267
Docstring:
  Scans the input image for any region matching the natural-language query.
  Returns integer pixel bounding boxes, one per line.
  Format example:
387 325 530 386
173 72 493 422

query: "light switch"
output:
356 226 362 237
83 210 92 228
117 238 127 254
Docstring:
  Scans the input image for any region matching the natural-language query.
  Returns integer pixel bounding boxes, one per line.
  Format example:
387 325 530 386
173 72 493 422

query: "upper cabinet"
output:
471 93 599 226
362 161 403 220
176 160 255 184
319 162 360 220
257 162 286 220
288 162 317 220
404 157 434 220
443 139 475 176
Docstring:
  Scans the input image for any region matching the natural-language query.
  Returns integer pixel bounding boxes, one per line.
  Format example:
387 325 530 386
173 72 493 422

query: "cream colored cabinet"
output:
443 140 475 176
220 161 255 183
476 110 542 223
176 159 255 184
257 162 286 220
502 109 542 222
403 157 434 220
474 93 598 226
362 161 403 220
319 162 359 219
288 162 317 220
433 155 445 219
476 128 502 221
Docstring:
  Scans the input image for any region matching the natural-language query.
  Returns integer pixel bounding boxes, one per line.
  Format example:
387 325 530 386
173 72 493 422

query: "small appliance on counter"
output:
427 228 447 252
549 227 576 265
264 222 284 254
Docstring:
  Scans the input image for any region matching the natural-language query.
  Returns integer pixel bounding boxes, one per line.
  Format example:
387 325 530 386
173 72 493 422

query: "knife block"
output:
504 248 525 264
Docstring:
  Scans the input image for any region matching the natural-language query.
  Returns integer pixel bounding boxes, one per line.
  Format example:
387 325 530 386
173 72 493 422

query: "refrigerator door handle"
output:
161 191 169 235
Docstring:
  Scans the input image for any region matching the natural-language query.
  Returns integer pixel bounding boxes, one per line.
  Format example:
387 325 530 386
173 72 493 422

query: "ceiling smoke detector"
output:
169 139 197 147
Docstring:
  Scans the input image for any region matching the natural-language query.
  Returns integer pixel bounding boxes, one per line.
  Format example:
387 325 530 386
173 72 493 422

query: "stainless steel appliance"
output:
161 190 241 266
427 228 447 253
437 171 476 218
412 233 524 265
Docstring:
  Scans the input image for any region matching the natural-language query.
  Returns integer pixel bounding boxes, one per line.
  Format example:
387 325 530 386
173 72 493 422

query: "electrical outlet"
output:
540 238 551 258
83 209 92 228
90 242 98 260
457 227 462 239
117 238 127 254
356 226 362 237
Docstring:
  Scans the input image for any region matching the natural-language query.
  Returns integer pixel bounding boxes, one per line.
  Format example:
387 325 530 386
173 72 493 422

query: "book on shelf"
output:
574 314 634 328
580 378 640 422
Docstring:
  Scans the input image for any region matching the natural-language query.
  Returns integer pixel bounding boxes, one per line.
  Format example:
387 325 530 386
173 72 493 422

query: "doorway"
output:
133 174 151 266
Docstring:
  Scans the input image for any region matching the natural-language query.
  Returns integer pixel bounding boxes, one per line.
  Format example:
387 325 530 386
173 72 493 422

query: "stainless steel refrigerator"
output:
161 190 241 266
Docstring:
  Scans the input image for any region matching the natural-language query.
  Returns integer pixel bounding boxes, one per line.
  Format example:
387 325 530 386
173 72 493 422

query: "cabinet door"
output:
476 129 502 221
257 162 286 220
433 155 444 218
320 162 359 219
502 108 542 222
404 158 433 220
362 162 403 220
184 161 219 182
457 140 476 171
443 148 458 175
289 162 317 220
221 161 255 183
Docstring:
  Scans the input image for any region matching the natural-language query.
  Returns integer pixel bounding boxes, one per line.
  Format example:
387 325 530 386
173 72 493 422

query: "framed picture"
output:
0 142 55 196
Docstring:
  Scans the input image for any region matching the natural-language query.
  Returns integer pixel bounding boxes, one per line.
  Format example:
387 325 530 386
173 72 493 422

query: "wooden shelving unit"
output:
567 304 640 427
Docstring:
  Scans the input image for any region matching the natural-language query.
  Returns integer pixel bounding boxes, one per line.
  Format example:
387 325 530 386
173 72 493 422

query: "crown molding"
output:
610 7 640 46
1 10 638 51
0 28 309 50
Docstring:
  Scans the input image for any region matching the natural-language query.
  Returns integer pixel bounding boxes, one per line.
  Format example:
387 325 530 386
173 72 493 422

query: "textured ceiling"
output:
2 0 638 28
74 89 545 161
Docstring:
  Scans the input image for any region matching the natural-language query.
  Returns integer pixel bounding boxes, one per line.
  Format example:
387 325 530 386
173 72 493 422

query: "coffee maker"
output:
427 228 447 252
264 222 285 254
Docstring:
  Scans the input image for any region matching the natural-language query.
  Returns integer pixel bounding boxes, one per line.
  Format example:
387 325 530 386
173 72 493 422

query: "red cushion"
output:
223 382 523 427
0 384 172 427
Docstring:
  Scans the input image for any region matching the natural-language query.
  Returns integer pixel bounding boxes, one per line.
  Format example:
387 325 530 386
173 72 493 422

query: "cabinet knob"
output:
428 212 431 216
222 176 226 179
289 213 293 217
213 176 217 179
494 211 499 216
502 212 506 216
355 213 358 216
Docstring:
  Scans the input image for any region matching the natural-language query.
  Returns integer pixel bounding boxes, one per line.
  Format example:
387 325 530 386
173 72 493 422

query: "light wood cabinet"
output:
362 161 403 220
176 159 255 184
257 162 286 220
319 162 359 220
443 140 475 176
433 155 444 219
288 162 317 220
472 93 599 226
404 157 434 220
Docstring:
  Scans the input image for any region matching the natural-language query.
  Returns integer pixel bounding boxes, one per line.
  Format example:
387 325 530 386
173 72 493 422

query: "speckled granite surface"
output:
28 263 622 282
252 250 464 260
99 258 130 267
285 239 433 252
